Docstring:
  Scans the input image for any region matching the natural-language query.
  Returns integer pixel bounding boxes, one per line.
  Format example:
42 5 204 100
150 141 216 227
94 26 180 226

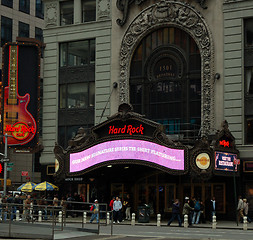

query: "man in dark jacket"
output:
167 199 182 227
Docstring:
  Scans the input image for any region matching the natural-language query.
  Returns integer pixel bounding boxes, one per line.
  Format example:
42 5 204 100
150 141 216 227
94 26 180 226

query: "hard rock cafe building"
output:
41 0 253 219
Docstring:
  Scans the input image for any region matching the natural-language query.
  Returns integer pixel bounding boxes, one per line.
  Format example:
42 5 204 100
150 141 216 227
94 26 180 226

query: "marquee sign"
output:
1 42 40 147
70 139 185 173
215 151 237 172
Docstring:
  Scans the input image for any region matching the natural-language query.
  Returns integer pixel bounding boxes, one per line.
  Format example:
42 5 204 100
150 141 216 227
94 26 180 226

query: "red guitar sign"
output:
3 45 36 145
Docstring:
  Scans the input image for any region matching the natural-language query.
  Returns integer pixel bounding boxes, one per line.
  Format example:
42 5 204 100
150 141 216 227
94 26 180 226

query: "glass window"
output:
245 18 253 47
19 0 30 14
1 0 13 8
60 40 95 67
35 27 43 42
245 67 253 95
1 16 12 46
82 0 96 23
67 83 88 109
36 0 44 19
60 1 74 26
246 117 253 144
59 82 95 109
19 21 29 38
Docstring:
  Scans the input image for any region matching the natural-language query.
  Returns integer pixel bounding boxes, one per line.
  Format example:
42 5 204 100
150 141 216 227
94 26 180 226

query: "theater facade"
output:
41 0 253 219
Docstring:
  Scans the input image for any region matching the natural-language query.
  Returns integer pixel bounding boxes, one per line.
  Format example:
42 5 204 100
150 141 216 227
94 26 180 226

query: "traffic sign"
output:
7 162 14 166
22 171 29 176
7 167 12 171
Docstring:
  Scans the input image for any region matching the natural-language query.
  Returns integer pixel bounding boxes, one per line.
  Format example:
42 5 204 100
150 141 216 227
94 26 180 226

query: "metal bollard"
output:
157 214 161 227
243 216 248 231
131 213 135 226
83 211 87 224
107 212 110 225
38 211 42 222
16 210 20 221
212 215 217 229
58 211 62 223
184 214 188 228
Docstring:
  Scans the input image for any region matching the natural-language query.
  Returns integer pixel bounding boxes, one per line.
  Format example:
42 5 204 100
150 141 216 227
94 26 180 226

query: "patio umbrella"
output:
17 182 36 192
34 181 59 191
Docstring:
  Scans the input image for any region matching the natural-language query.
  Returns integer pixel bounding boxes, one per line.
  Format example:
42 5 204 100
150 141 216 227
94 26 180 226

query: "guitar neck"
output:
8 45 18 105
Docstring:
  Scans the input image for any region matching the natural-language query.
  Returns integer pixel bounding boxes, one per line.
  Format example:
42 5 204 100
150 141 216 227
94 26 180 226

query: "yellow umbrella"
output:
17 182 36 192
34 181 59 191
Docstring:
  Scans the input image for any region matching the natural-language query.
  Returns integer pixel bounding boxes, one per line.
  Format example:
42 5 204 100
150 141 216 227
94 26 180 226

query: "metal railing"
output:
0 200 112 239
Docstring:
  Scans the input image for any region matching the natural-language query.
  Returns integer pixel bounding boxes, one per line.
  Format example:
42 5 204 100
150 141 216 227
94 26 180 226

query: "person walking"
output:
167 199 182 227
123 194 131 220
113 196 122 223
90 199 99 223
182 197 194 226
237 195 244 223
243 198 252 223
192 198 201 224
210 196 216 221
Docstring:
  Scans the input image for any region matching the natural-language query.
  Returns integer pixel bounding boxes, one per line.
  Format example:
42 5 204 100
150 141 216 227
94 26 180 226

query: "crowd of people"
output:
0 192 252 225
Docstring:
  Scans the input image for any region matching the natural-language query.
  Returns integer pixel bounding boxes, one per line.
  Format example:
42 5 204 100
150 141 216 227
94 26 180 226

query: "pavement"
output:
0 219 252 240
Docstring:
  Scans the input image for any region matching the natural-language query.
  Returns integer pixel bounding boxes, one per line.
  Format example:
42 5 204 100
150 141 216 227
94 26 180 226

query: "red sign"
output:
219 140 229 147
21 171 29 176
0 163 3 174
108 124 144 135
234 159 240 165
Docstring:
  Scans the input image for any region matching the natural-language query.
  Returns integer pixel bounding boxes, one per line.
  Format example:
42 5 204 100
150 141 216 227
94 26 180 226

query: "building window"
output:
19 22 29 38
244 19 253 144
1 0 13 8
1 16 12 46
130 27 201 143
60 39 95 67
19 0 30 14
36 0 44 19
60 82 95 109
35 27 43 42
82 0 96 23
60 0 73 26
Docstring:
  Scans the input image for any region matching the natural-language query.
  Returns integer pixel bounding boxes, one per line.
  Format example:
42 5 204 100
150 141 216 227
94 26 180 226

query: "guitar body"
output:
3 45 37 145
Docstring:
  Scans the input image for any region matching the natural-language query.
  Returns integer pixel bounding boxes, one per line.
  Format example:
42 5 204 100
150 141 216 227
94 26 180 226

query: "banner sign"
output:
215 151 237 172
70 139 185 173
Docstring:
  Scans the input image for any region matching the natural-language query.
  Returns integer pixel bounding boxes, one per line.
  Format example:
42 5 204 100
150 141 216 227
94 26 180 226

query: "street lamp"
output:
0 133 12 196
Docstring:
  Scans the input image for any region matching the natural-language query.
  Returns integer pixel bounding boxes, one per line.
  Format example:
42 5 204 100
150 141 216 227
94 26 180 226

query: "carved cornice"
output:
45 2 58 27
98 0 111 20
116 0 208 26
119 0 215 137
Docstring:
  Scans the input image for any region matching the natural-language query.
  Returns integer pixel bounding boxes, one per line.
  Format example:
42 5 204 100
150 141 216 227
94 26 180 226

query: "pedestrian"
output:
167 199 182 227
182 197 194 226
113 196 122 223
123 194 131 220
237 195 244 223
192 198 201 224
24 195 32 222
90 199 99 223
243 198 252 223
199 200 206 223
210 196 216 221
109 196 115 220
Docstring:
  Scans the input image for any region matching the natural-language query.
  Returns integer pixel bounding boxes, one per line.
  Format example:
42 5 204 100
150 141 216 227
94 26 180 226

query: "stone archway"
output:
119 0 214 136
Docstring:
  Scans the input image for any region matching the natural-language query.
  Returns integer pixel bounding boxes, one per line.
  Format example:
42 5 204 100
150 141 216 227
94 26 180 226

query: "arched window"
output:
130 27 201 142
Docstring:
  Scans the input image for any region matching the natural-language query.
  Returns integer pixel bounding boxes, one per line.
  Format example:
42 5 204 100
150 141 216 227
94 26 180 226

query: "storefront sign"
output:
215 151 237 172
70 139 185 173
219 140 229 147
195 153 210 170
108 124 144 135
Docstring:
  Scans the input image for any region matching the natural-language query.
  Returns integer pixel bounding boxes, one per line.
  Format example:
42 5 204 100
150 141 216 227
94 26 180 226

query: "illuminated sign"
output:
195 153 210 170
215 151 237 172
70 139 185 173
243 161 253 173
2 43 39 146
219 140 229 147
108 124 144 135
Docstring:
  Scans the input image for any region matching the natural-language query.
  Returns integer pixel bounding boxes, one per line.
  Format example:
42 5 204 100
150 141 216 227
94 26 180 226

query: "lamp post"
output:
0 133 12 196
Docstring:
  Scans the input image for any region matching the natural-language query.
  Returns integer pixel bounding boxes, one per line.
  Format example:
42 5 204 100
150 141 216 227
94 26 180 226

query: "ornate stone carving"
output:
98 0 111 20
116 0 208 26
45 2 58 27
119 0 214 137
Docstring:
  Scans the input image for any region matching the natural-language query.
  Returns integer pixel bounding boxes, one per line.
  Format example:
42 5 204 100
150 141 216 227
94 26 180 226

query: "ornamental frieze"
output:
116 0 209 26
119 0 214 137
